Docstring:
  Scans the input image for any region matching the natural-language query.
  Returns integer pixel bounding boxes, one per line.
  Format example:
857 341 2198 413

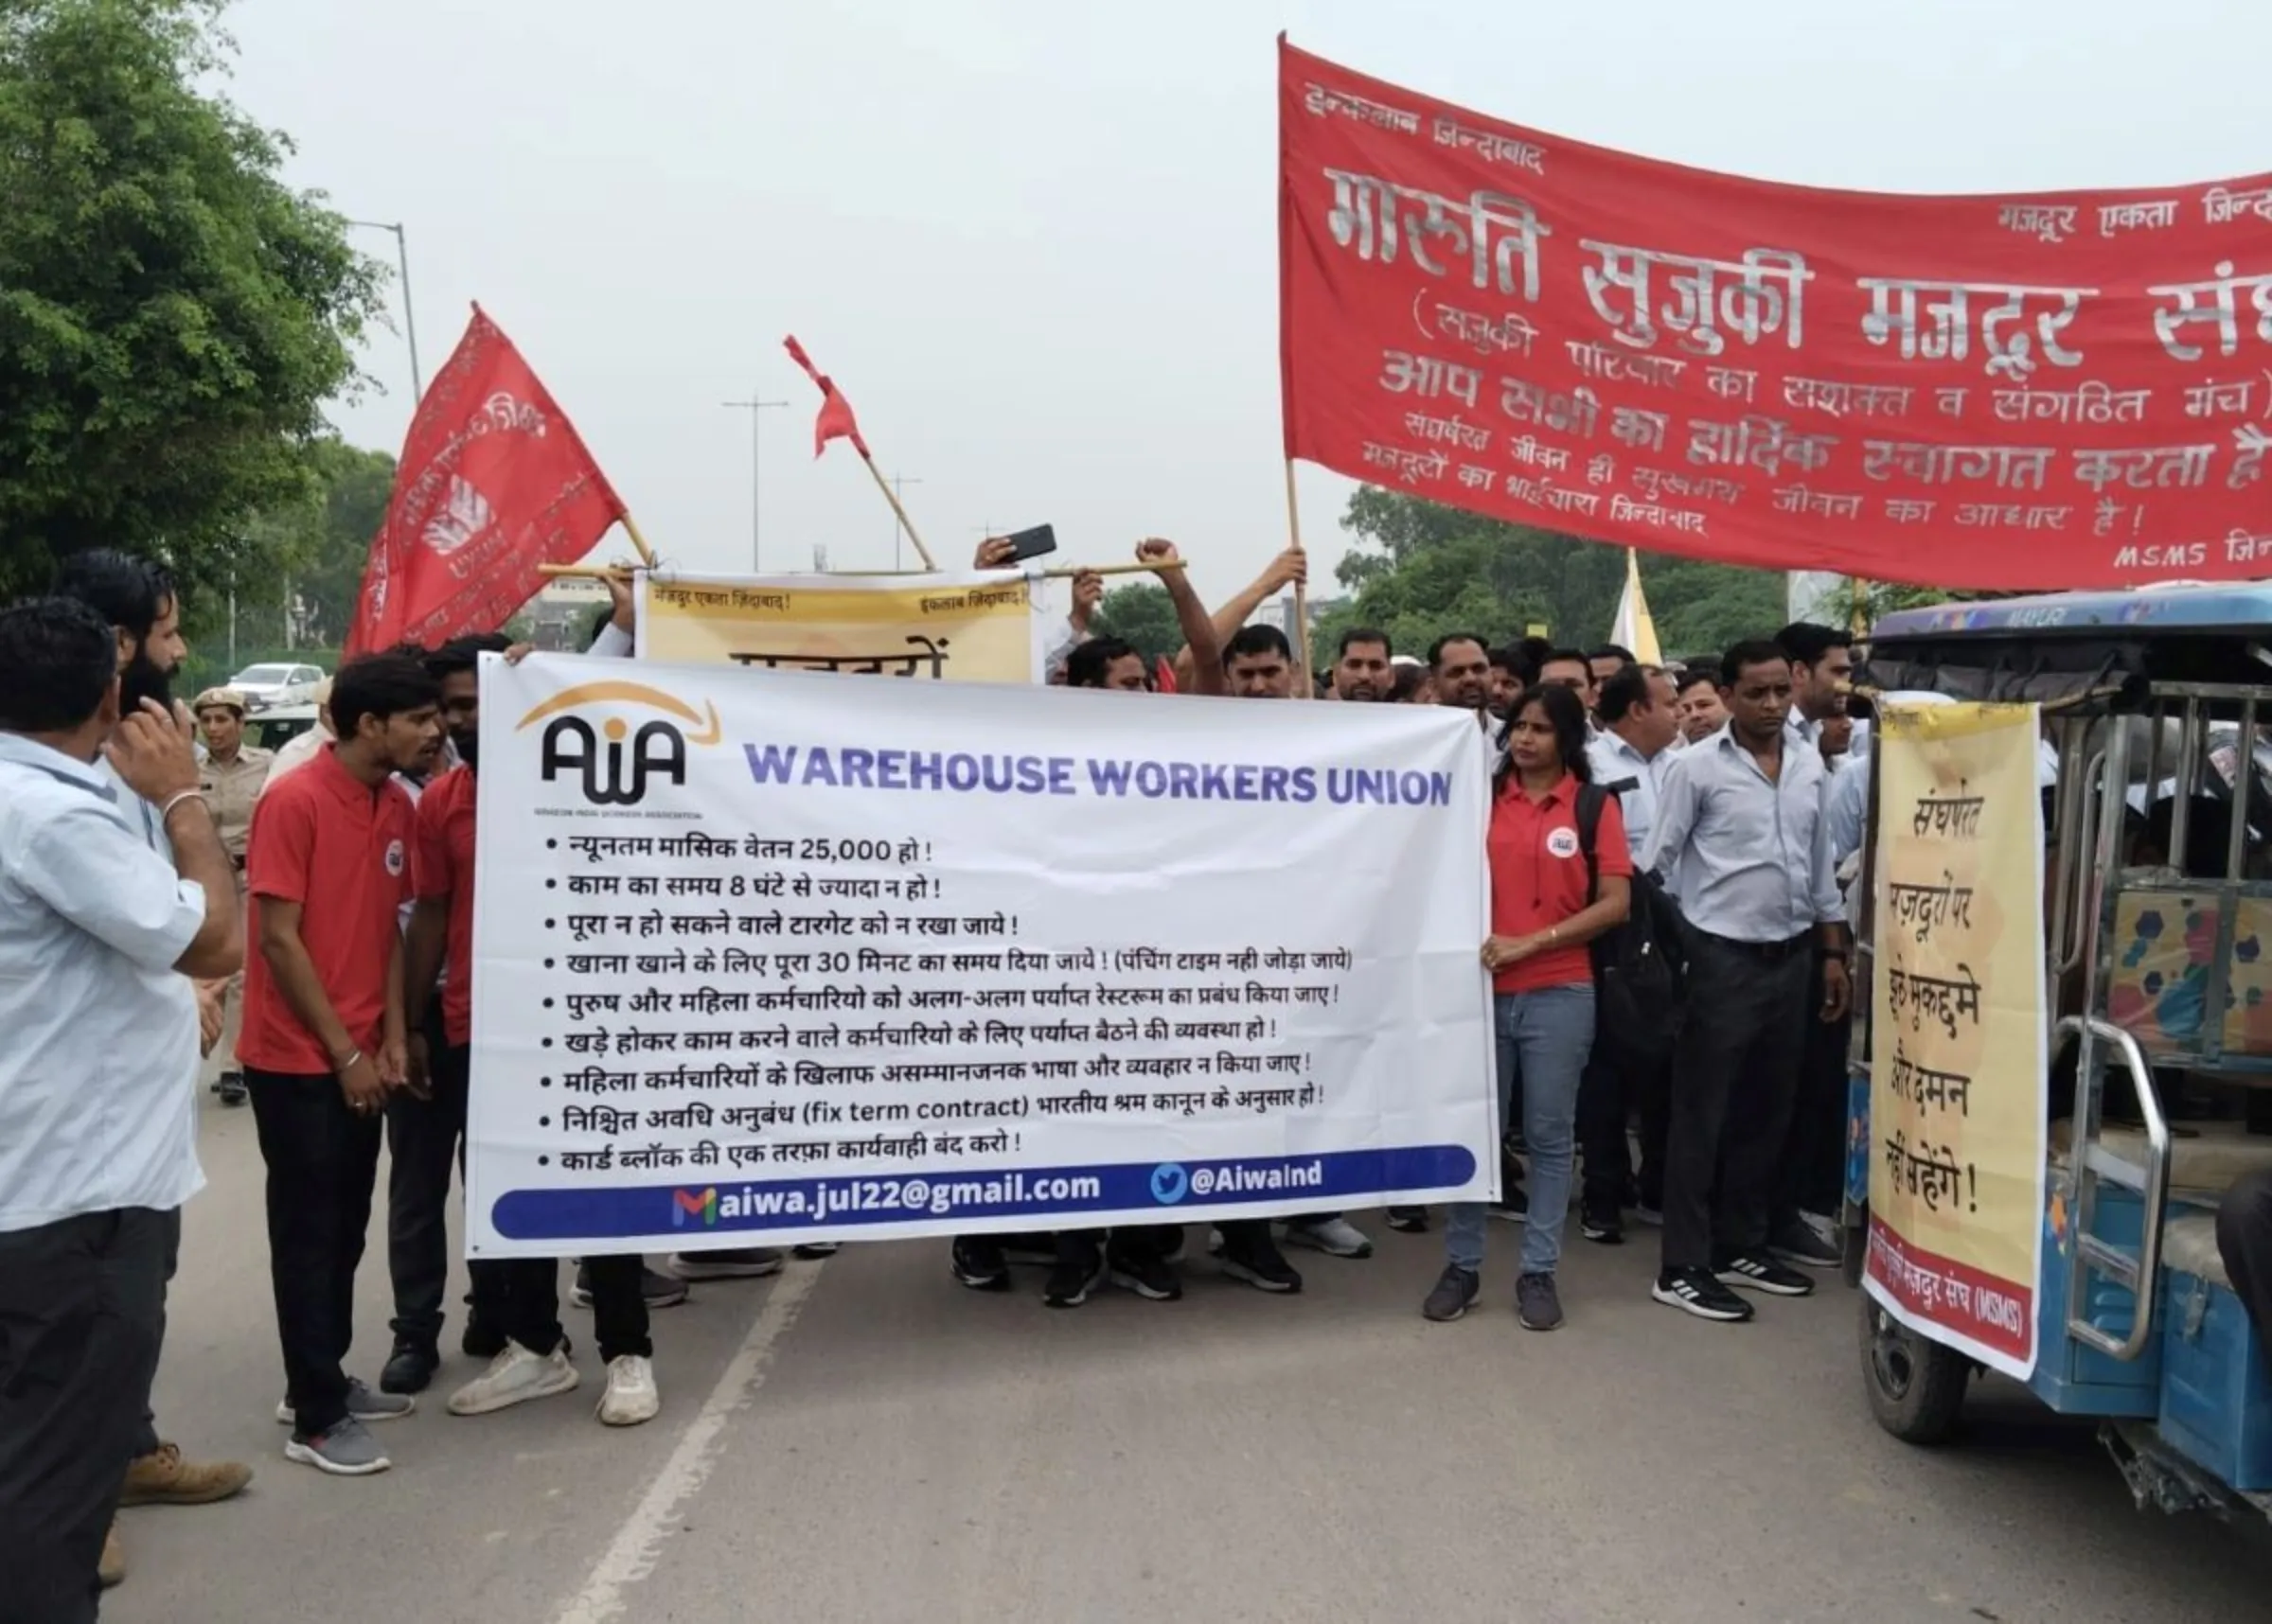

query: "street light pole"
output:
721 395 790 572
347 219 422 401
890 474 924 571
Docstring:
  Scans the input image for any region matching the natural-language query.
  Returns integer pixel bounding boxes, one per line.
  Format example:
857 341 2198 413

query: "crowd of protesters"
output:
0 538 1870 1621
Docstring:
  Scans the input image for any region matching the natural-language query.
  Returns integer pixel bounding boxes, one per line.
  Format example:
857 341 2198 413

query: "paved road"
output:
106 1086 2272 1624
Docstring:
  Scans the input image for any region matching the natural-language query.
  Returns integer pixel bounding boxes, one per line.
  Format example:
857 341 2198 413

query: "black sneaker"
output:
951 1237 1011 1292
1768 1214 1842 1270
379 1339 438 1395
1422 1263 1481 1322
1516 1271 1564 1331
572 1263 689 1310
1109 1244 1183 1302
1218 1232 1303 1294
999 1233 1056 1266
1042 1243 1106 1309
1489 1182 1529 1223
1652 1266 1755 1322
1579 1194 1624 1245
216 1070 248 1107
462 1315 507 1360
1385 1207 1430 1233
1715 1252 1816 1297
792 1243 840 1260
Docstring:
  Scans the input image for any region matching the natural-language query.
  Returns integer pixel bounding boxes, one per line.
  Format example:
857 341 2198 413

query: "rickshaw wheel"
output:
1859 1297 1968 1444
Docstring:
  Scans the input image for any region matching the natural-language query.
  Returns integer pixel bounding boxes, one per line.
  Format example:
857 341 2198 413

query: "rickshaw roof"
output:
1873 583 2272 642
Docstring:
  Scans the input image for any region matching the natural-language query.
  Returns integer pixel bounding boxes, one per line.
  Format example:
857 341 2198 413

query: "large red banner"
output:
346 306 627 655
1279 41 2272 588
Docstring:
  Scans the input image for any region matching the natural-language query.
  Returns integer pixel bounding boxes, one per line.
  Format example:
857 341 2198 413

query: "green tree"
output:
0 0 386 600
1318 486 1789 664
1087 581 1184 662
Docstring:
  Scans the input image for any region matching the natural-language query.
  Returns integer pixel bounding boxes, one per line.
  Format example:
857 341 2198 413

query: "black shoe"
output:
951 1237 1012 1291
999 1232 1056 1266
572 1263 690 1310
1767 1215 1842 1270
1219 1233 1303 1294
1385 1207 1430 1233
1579 1194 1624 1244
1043 1244 1106 1309
1489 1182 1529 1223
1516 1271 1565 1331
1653 1266 1755 1322
1422 1263 1481 1322
462 1316 507 1360
1109 1245 1183 1302
216 1070 248 1107
792 1243 840 1260
379 1339 437 1395
1715 1252 1816 1297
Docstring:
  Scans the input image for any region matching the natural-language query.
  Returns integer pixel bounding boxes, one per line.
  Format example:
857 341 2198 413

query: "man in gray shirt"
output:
1640 641 1851 1323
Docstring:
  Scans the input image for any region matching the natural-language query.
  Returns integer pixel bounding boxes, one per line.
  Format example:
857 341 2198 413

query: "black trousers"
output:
387 1016 469 1349
247 1068 383 1436
126 1204 181 1462
1660 933 1814 1272
0 1208 175 1624
2218 1169 2272 1378
1578 1047 1672 1210
495 1257 651 1364
1775 952 1852 1224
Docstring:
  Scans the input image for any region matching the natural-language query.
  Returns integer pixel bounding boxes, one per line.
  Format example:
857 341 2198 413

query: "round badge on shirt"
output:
385 838 406 876
1545 827 1580 860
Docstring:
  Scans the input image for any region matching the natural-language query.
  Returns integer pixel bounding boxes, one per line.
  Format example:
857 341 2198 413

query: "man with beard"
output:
1330 627 1393 703
240 653 443 1474
1486 645 1532 723
191 688 273 1108
51 550 254 1586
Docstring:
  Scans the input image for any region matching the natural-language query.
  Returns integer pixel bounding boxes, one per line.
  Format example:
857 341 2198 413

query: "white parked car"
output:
225 662 326 712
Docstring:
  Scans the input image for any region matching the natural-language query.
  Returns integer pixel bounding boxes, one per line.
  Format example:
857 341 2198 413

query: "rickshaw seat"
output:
2161 1211 2231 1291
2051 1117 2272 1201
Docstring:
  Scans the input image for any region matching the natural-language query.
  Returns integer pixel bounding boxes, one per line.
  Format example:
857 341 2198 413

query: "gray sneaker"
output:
274 1378 416 1427
1516 1271 1564 1331
668 1246 784 1280
1421 1264 1481 1323
284 1416 391 1476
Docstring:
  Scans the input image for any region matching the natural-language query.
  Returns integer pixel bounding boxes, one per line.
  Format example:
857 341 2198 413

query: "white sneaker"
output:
445 1342 580 1417
1281 1216 1375 1259
597 1354 660 1427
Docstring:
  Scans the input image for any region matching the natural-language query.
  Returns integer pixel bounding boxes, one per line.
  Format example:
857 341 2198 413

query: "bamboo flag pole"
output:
857 450 937 571
1284 459 1313 698
617 513 658 569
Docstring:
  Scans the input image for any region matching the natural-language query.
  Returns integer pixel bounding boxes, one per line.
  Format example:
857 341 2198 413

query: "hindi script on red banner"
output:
1278 40 2272 588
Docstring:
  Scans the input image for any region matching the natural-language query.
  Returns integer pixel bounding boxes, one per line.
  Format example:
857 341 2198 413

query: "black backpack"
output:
1574 781 1684 1070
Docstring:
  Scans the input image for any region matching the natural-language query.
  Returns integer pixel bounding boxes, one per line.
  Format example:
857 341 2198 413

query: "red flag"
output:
346 307 626 655
1278 40 2272 590
783 334 872 459
1154 656 1180 694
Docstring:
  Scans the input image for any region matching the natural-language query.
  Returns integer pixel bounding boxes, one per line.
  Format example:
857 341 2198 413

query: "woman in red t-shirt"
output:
1424 682 1631 1333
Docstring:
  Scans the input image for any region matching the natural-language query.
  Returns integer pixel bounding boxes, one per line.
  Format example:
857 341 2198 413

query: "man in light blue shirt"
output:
1640 641 1850 1325
0 598 242 1624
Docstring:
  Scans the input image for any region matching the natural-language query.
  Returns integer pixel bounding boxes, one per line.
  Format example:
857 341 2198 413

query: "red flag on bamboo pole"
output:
345 305 628 655
782 335 871 458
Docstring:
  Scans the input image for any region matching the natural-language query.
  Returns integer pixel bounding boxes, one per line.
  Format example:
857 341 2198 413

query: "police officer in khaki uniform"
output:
192 687 272 1106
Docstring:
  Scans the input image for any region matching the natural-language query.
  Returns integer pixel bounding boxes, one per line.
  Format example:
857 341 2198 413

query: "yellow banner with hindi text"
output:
1864 701 2048 1381
634 571 1045 683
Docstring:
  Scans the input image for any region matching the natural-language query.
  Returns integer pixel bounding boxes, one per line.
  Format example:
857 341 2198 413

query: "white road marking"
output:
555 1261 823 1624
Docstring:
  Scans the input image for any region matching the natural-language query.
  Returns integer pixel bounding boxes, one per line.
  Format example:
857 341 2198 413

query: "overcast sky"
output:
228 0 2272 604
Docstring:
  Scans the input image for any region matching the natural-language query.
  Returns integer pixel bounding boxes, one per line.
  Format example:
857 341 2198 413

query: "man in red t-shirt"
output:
404 636 665 1429
240 653 441 1476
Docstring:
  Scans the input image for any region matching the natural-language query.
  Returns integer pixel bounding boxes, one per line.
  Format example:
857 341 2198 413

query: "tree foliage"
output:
1318 486 1789 662
0 0 386 600
1087 581 1185 662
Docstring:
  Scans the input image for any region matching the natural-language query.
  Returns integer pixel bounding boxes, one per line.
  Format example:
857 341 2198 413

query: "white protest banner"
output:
465 654 1493 1256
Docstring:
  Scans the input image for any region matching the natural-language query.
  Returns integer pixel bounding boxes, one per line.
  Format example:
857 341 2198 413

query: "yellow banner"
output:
635 571 1043 683
1864 701 2048 1381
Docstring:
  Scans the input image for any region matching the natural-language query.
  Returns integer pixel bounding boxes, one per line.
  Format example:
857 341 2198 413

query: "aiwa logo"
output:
518 680 722 806
671 1187 718 1228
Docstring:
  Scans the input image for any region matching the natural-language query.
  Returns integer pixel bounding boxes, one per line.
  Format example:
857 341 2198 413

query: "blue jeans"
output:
1447 984 1595 1277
